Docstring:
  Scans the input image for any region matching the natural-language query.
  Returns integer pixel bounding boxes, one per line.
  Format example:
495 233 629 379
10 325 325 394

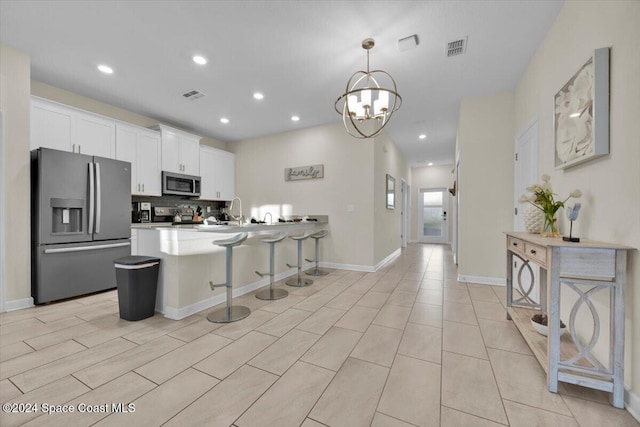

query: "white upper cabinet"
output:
154 124 200 175
30 97 115 157
31 98 73 152
199 145 235 201
116 123 161 196
75 111 115 158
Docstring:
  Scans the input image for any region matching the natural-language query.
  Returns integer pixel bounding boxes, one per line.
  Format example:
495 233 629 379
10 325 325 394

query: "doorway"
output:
514 118 540 303
418 188 449 244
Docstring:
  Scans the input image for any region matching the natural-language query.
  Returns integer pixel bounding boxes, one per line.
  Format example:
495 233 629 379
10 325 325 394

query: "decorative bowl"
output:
530 314 566 337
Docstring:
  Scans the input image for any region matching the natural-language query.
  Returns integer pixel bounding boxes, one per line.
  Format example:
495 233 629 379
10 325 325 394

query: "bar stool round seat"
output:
207 232 251 323
305 229 330 276
285 231 314 287
255 231 289 300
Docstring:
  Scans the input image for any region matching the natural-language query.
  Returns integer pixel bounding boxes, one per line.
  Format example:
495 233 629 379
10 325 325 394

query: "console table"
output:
505 232 633 408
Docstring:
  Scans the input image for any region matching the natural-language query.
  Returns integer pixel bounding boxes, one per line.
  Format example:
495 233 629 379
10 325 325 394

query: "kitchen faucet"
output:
229 197 243 225
263 212 273 225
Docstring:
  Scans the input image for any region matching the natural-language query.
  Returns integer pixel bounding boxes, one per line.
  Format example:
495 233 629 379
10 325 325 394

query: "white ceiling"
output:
0 0 563 167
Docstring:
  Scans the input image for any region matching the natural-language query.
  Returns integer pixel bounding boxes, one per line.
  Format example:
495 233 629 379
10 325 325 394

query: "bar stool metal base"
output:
305 267 330 276
207 305 251 323
255 287 289 300
286 277 313 287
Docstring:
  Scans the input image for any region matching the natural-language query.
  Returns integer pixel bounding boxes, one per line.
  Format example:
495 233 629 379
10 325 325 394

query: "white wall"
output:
0 44 31 308
457 90 515 283
410 165 454 243
373 132 409 264
513 0 640 410
230 122 407 270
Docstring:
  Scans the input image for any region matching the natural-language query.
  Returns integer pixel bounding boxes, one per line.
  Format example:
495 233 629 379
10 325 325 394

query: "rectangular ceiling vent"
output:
446 37 468 57
181 89 206 100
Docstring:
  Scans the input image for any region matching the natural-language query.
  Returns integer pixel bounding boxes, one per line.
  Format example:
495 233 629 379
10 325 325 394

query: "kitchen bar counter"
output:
134 217 328 319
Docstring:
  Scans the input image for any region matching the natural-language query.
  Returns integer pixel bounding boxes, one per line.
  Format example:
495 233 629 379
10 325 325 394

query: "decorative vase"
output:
541 212 560 237
524 206 544 234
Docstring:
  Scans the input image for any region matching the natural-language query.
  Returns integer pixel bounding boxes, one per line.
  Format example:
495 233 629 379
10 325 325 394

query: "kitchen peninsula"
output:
133 217 328 320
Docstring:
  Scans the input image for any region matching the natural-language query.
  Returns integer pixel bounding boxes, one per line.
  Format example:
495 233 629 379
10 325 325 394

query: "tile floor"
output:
1 244 638 427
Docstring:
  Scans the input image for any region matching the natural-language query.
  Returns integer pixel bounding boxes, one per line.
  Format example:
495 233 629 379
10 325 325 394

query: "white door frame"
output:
401 179 409 248
418 187 449 244
0 111 5 313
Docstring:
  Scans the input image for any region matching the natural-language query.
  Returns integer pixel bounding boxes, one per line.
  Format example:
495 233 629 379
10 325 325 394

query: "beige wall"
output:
514 0 640 406
230 122 405 270
457 90 515 282
410 165 454 243
31 81 227 150
0 44 31 305
373 132 409 264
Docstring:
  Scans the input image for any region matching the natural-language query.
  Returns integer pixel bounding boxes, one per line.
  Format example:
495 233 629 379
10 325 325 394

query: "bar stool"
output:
285 231 314 287
207 232 251 323
305 229 330 276
255 231 289 300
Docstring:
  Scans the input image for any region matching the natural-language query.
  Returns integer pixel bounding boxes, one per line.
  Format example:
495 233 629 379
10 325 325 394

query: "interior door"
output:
418 188 449 244
514 119 540 303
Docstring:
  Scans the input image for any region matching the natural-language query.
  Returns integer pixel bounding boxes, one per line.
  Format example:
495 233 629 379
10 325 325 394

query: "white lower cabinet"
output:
199 145 235 200
116 123 161 196
130 229 138 256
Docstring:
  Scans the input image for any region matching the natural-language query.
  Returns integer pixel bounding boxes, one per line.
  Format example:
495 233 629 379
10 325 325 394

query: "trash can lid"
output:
114 255 161 266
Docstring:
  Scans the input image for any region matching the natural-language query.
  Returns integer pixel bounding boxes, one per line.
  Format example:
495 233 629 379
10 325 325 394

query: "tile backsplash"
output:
132 195 226 220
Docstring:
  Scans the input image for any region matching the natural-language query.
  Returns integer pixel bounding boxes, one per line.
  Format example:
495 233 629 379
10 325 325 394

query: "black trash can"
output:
114 256 161 321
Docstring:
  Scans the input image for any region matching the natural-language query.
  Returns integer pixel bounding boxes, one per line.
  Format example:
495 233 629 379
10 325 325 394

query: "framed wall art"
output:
386 174 395 209
554 47 610 169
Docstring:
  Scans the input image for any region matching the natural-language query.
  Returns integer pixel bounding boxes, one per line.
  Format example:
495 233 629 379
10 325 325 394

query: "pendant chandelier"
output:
335 38 402 139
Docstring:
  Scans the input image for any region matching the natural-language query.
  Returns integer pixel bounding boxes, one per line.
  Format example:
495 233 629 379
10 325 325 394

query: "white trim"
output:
627 387 640 423
320 262 375 273
5 297 35 312
0 110 5 313
457 274 505 286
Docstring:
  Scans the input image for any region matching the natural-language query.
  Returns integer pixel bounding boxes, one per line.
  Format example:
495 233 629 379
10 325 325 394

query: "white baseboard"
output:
4 297 34 312
457 274 505 286
320 248 401 273
627 387 640 423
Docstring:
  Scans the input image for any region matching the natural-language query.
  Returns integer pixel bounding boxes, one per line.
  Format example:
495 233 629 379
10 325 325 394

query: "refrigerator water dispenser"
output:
51 198 83 234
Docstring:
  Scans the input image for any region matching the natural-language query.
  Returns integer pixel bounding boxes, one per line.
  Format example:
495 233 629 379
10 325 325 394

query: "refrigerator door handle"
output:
88 162 95 234
95 162 101 234
43 241 131 254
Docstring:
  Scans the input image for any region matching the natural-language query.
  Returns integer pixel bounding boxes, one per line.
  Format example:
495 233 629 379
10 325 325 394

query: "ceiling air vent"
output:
181 89 206 100
446 37 468 57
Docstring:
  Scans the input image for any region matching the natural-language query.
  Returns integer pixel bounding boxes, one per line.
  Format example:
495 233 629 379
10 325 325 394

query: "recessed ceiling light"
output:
569 112 580 118
97 64 113 74
220 118 229 124
291 116 300 122
419 134 427 140
427 162 434 166
253 92 264 100
192 55 207 65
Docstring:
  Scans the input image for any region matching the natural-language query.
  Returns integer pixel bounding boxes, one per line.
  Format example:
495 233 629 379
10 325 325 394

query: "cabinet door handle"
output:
72 144 76 153
137 183 140 192
142 183 145 192
78 145 81 154
530 249 537 255
512 242 518 247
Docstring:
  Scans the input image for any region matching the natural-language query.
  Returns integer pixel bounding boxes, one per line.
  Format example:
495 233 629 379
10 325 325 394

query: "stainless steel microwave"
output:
161 171 201 197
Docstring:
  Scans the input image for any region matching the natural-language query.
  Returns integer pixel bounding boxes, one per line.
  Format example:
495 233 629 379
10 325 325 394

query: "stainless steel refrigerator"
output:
31 147 131 304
